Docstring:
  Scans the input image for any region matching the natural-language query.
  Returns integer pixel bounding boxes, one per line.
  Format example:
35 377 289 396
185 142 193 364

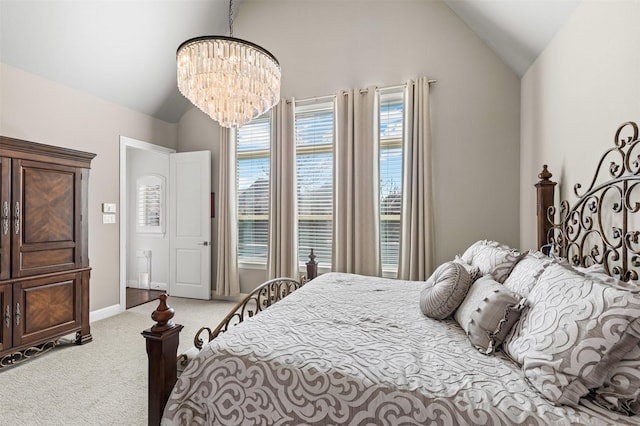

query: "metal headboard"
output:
537 121 640 281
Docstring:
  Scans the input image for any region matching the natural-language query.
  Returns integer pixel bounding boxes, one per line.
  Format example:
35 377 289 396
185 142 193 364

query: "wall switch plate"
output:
102 214 116 224
102 203 117 213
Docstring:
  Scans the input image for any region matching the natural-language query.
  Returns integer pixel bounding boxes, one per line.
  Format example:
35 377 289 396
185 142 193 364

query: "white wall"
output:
520 0 640 250
179 0 521 291
0 63 178 311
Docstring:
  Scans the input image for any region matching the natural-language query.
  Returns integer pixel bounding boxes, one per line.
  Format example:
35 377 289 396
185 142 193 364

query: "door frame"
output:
119 136 175 312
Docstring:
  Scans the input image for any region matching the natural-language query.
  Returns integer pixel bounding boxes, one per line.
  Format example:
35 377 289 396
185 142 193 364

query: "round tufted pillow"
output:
420 261 471 320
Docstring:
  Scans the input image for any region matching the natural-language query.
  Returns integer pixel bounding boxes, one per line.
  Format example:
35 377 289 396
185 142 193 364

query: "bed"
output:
144 121 640 425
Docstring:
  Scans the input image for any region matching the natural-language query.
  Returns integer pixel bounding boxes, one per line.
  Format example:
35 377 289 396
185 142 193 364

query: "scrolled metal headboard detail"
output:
193 277 303 350
538 121 640 281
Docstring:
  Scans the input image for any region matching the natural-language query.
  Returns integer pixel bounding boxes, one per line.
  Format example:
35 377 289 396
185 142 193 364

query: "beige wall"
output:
0 63 178 311
520 0 640 250
179 0 521 291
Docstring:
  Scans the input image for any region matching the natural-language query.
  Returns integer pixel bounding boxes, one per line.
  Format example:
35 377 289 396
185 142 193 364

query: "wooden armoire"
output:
0 136 95 366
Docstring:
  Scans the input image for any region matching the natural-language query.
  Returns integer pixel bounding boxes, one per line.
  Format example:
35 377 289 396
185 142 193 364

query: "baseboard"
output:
90 304 123 323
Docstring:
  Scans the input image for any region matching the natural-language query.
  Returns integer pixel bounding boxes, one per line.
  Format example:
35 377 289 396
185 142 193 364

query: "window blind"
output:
295 102 335 267
237 114 271 263
379 92 404 270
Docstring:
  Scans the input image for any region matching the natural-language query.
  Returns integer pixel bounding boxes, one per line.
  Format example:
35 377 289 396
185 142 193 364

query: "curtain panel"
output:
333 87 382 276
215 127 241 296
267 100 299 279
398 77 434 280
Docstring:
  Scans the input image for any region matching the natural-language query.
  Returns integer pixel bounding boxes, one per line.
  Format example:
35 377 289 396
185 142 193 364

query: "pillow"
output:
453 255 481 282
571 265 640 414
502 263 640 407
460 240 501 264
420 261 470 320
454 275 526 354
593 344 640 415
503 250 555 298
466 242 523 283
575 264 640 290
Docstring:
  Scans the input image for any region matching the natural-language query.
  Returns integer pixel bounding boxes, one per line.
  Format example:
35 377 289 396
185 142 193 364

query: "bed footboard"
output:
143 250 318 425
193 277 303 350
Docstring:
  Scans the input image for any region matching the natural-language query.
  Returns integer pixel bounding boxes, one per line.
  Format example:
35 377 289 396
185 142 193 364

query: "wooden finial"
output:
151 294 175 331
538 164 552 181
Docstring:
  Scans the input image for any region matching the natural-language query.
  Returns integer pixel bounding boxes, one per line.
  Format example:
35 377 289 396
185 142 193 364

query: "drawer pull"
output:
15 303 20 327
4 305 9 329
1 201 8 235
14 202 20 235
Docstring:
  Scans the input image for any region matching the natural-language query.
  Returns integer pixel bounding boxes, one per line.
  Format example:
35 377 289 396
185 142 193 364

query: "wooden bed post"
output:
306 249 318 280
535 165 556 251
142 294 183 426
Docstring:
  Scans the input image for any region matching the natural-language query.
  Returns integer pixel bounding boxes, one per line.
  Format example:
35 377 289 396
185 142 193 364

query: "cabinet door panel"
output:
0 284 11 352
12 272 81 347
12 160 81 277
0 157 9 280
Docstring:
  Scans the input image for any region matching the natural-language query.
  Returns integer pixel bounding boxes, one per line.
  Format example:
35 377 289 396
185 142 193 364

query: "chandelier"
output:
176 0 281 128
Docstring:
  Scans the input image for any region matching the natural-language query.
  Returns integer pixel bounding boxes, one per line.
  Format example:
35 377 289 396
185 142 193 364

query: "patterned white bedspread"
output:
162 273 640 425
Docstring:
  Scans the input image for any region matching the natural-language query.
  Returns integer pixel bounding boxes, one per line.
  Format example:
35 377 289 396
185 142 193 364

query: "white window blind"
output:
136 175 165 234
295 101 335 268
237 114 271 263
379 91 404 271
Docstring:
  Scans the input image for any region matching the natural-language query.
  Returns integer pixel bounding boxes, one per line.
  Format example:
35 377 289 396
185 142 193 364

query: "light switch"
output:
102 214 116 224
102 203 117 213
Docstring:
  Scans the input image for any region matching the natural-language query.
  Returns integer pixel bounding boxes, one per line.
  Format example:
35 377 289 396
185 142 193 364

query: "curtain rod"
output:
286 79 436 104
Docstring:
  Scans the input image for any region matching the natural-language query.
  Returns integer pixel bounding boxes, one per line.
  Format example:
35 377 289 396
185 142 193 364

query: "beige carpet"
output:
0 297 237 426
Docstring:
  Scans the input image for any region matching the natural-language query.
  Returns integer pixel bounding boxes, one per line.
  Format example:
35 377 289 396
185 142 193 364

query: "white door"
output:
169 151 211 299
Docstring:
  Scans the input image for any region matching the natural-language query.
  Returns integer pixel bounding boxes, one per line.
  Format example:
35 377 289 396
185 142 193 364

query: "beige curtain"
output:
333 87 382 276
398 77 434 280
215 127 240 296
267 100 298 279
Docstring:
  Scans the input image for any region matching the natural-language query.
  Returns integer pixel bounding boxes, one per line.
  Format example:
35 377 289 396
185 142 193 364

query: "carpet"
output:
0 296 237 426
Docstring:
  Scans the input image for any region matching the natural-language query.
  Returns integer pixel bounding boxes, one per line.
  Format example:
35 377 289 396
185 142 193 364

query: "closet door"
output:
11 160 81 277
0 157 9 281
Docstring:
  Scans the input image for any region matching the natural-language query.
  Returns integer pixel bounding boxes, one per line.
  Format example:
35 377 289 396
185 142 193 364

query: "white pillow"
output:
503 250 555 297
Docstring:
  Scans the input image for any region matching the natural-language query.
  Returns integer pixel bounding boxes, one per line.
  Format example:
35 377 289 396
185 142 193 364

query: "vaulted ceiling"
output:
0 0 580 124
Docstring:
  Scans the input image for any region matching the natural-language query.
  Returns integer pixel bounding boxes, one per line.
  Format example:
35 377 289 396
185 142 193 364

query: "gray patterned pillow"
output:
420 261 470 320
503 263 640 407
454 275 526 354
575 266 640 414
503 250 555 297
593 344 640 415
467 243 522 283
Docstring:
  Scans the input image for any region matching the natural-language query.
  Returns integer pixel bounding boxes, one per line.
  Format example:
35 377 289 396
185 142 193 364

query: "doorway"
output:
119 136 212 311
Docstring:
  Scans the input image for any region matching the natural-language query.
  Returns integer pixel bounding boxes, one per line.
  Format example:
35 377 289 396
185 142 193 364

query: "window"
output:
136 175 165 234
379 91 404 272
237 114 271 263
295 101 335 268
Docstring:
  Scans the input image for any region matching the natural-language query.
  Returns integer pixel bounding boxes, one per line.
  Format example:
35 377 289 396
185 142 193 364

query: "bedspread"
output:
162 273 640 425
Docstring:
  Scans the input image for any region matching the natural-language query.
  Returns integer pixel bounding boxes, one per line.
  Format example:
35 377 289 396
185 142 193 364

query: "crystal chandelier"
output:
176 0 281 128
